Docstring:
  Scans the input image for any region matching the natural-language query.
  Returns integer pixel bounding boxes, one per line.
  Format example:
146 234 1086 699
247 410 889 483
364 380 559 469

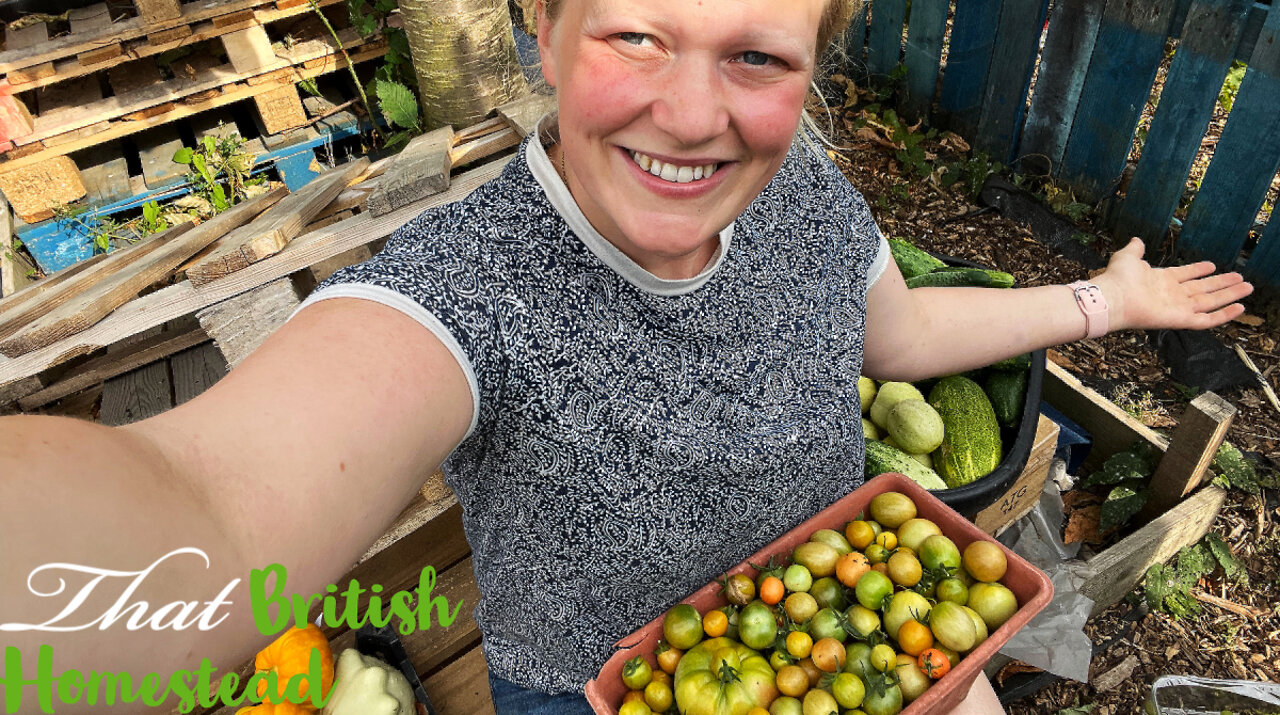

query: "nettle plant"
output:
172 133 263 214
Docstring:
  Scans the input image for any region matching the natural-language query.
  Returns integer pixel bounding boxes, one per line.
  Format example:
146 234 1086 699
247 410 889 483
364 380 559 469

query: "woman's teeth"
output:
631 151 718 184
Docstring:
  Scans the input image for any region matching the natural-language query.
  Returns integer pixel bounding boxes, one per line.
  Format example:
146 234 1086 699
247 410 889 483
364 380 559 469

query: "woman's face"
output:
538 0 825 279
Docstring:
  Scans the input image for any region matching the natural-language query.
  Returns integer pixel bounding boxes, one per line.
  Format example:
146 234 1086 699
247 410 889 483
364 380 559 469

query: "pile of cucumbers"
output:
862 239 1030 491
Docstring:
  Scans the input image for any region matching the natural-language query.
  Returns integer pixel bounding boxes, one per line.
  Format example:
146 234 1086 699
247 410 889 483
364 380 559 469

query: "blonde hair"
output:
540 0 861 56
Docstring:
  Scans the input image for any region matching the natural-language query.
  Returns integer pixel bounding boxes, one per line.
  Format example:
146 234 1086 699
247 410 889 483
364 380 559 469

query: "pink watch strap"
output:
1068 281 1109 339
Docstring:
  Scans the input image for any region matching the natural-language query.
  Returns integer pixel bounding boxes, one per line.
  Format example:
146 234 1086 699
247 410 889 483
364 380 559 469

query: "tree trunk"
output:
399 0 528 130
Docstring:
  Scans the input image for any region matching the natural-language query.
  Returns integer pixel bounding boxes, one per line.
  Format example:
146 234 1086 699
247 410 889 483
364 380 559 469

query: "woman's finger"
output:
1186 271 1245 296
1169 260 1219 282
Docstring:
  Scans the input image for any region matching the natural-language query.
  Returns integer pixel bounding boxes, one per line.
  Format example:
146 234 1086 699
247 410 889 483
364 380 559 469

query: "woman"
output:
0 0 1250 713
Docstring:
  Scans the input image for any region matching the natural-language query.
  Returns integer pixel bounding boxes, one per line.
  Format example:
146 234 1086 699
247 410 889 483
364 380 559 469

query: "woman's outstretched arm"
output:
0 297 473 711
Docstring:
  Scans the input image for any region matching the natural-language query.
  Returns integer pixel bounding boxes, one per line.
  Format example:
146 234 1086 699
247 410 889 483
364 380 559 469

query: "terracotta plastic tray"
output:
584 472 1054 714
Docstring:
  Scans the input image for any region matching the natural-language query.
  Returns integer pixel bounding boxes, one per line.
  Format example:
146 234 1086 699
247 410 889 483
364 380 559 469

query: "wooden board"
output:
974 414 1060 535
936 0 1002 137
1178 5 1280 270
900 0 949 122
0 42 389 172
0 158 509 401
69 4 125 66
252 84 308 135
169 340 227 405
17 327 207 411
136 124 188 190
77 144 133 206
1019 0 1106 175
1111 0 1252 245
367 129 453 217
4 24 56 85
496 92 556 138
187 158 369 285
974 0 1051 163
1246 201 1280 294
1057 0 1179 201
866 0 908 77
99 359 171 425
0 187 286 357
0 156 86 223
1043 359 1169 472
0 196 34 297
221 25 277 74
134 0 183 24
0 250 114 337
422 646 495 715
195 275 303 367
1138 391 1235 522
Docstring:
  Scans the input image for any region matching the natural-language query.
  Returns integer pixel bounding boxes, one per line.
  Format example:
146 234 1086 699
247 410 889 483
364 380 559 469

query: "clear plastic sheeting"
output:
995 463 1095 682
1146 675 1280 714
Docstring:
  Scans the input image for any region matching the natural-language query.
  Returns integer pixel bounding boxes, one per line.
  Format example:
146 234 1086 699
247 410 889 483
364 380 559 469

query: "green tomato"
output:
674 637 779 715
771 696 804 715
831 671 866 709
622 655 653 690
808 607 848 643
739 602 779 651
854 570 894 611
784 564 814 592
664 603 704 650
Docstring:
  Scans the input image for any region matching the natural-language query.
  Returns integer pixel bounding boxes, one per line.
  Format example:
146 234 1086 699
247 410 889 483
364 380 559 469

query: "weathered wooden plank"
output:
137 124 189 190
221 25 277 74
900 0 949 122
134 0 183 24
99 359 172 425
1020 0 1106 175
69 4 124 66
1111 0 1252 245
3 24 56 85
0 251 112 334
1178 5 1280 270
0 196 33 298
1082 485 1226 613
866 0 909 77
0 188 285 357
496 92 556 138
188 159 368 285
937 0 1002 138
1057 0 1179 201
422 646 495 715
1138 392 1235 523
77 145 133 206
0 158 509 400
169 341 227 405
1043 360 1169 471
253 84 308 135
366 129 453 217
18 328 207 410
195 275 304 367
974 0 1052 163
107 59 176 122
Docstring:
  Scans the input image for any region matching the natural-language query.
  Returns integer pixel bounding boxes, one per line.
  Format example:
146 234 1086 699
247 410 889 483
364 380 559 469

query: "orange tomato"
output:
918 648 952 679
655 641 682 675
897 619 934 656
775 664 810 697
844 520 877 550
703 609 729 638
759 575 786 605
810 638 847 673
835 551 871 588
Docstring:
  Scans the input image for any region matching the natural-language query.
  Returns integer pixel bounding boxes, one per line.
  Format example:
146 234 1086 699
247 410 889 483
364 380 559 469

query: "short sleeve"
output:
866 231 892 287
292 205 510 438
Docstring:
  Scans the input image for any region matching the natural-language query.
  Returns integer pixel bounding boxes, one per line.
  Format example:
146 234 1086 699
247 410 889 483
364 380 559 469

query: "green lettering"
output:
168 667 196 714
139 672 169 707
368 584 391 628
288 591 322 629
194 660 221 708
390 590 416 636
340 580 367 629
1 644 56 714
250 563 291 635
55 668 81 705
242 670 278 705
288 649 332 708
415 567 463 630
85 671 124 705
215 672 243 706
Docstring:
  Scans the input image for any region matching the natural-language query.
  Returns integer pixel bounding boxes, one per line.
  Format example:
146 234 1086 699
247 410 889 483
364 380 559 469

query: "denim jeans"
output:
488 673 596 715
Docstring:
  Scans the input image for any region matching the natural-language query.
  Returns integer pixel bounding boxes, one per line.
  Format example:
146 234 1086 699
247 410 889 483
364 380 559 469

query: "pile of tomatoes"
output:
614 491 1021 715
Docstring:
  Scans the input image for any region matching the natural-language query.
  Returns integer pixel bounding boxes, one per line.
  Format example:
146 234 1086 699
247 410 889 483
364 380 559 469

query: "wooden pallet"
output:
0 0 347 94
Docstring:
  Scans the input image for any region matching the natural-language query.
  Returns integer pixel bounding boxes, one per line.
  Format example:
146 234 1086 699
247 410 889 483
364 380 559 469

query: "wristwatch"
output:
1068 280 1109 339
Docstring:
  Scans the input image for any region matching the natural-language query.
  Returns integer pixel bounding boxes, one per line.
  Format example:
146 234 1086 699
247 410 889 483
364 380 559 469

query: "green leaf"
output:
373 0 396 12
172 147 194 165
1204 533 1247 584
143 201 159 224
376 79 419 130
1099 486 1146 532
384 130 412 151
203 134 217 154
212 184 229 212
296 77 321 97
11 237 22 250
1212 441 1259 494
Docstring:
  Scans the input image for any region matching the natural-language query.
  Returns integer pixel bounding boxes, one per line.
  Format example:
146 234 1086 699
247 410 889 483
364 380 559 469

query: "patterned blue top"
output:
300 119 889 693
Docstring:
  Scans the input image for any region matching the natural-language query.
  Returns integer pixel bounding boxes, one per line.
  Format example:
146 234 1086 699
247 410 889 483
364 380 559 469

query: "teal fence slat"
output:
901 0 950 121
1176 3 1280 269
1111 0 1252 245
867 0 909 76
1057 0 1179 201
974 0 1052 163
1246 210 1280 289
1020 0 1106 174
937 0 1002 138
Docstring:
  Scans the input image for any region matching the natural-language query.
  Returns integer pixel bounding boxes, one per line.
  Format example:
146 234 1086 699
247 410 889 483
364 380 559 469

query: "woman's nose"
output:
650 59 731 147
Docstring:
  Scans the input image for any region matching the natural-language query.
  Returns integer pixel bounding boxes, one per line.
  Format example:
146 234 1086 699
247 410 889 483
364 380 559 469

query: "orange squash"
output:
252 624 335 710
236 702 314 715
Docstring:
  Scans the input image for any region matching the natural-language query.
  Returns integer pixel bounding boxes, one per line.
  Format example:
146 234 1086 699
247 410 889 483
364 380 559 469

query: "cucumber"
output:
984 369 1028 428
928 377 1003 488
865 439 948 490
905 268 1015 289
889 238 947 279
989 352 1032 371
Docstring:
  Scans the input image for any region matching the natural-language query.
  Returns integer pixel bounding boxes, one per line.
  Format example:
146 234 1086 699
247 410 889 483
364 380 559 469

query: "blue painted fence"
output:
850 0 1280 294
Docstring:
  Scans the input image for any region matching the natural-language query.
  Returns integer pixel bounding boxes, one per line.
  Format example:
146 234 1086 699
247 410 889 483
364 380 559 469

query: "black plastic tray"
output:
918 254 1047 518
355 624 438 715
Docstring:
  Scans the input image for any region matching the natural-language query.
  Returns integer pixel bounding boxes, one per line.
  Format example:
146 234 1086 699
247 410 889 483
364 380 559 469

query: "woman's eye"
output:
618 32 649 46
741 51 773 66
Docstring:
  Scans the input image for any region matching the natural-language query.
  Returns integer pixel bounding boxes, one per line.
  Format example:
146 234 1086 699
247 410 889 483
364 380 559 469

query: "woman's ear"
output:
536 0 557 87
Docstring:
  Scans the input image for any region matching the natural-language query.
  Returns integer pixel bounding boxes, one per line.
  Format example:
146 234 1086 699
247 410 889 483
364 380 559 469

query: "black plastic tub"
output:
918 254 1048 518
355 623 438 715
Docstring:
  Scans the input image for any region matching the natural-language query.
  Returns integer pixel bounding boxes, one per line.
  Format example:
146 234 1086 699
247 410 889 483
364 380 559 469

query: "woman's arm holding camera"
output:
0 297 472 707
